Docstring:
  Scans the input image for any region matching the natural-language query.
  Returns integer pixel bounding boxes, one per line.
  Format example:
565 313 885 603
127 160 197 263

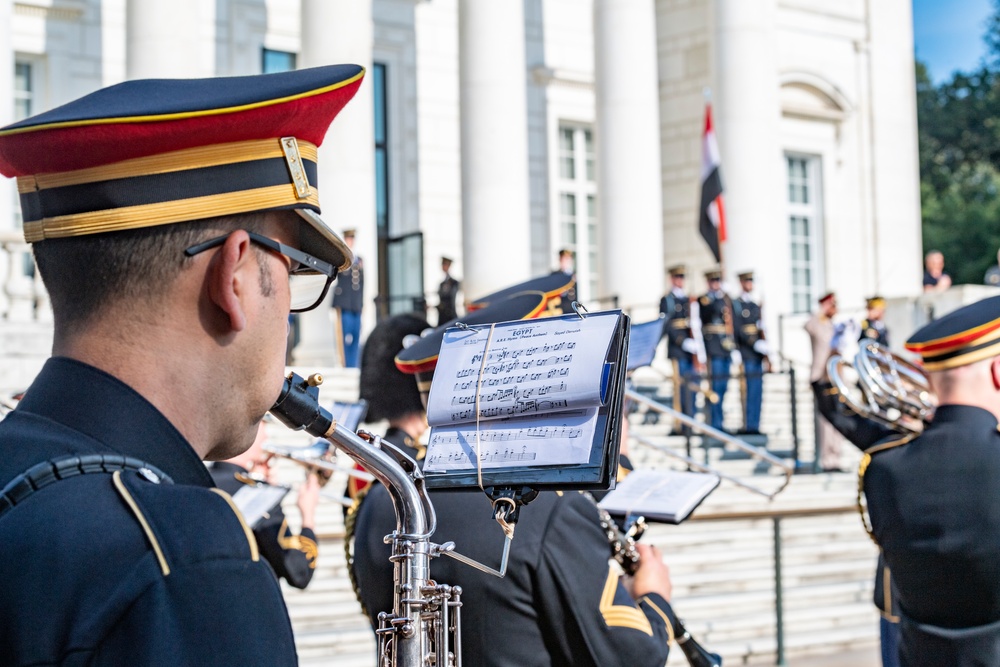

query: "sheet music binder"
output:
422 310 630 491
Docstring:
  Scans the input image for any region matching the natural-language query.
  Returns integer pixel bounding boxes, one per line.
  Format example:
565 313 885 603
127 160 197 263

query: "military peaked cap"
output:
905 295 1000 371
396 291 548 397
0 64 365 270
667 264 686 277
466 274 574 312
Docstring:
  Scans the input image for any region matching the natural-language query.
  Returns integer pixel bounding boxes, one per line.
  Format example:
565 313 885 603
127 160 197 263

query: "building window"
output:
262 48 296 74
556 125 598 301
374 63 388 236
786 154 823 314
14 62 32 121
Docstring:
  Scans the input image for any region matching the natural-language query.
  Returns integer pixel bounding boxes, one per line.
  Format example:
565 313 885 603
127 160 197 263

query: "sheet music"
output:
598 468 719 524
230 484 289 529
426 312 619 427
423 408 598 472
626 318 664 371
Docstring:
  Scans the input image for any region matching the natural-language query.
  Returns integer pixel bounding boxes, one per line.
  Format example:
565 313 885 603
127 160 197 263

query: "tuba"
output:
827 341 935 434
270 372 462 667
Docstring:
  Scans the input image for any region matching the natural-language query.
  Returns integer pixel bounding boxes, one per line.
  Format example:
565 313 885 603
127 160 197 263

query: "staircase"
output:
266 368 879 667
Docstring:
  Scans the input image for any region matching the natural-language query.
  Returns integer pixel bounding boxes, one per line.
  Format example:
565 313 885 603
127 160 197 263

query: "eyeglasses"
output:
184 231 336 312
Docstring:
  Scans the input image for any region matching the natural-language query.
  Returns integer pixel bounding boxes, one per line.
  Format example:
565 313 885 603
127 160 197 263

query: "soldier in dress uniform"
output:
332 228 364 367
209 423 321 590
659 264 700 430
695 268 736 432
0 64 364 664
819 294 1000 665
351 293 678 667
859 296 889 348
345 312 431 507
732 271 770 435
437 256 460 324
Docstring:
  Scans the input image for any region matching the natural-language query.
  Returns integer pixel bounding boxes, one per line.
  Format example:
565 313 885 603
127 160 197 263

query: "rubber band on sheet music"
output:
473 322 500 493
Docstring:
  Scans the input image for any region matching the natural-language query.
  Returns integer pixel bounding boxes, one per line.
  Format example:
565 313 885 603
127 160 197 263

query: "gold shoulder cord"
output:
856 434 916 544
344 485 372 617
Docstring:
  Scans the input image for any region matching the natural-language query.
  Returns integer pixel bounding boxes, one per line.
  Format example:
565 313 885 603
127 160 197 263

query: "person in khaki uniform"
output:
805 291 846 472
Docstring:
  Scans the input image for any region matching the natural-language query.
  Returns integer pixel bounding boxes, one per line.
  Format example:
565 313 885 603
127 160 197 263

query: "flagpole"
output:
703 87 725 279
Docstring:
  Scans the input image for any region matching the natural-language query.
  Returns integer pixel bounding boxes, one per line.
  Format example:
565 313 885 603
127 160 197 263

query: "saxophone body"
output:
270 372 461 667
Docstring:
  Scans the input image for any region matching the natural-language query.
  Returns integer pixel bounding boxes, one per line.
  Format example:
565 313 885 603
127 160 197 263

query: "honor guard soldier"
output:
659 264 700 428
732 271 769 435
859 296 890 347
437 256 460 324
695 268 736 432
0 64 364 665
332 228 364 367
351 292 678 667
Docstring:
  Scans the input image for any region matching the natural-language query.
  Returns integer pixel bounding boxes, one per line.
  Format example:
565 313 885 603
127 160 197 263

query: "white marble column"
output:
867 0 922 297
1 0 15 319
713 0 787 312
126 0 216 79
295 0 375 367
458 0 531 299
594 0 664 315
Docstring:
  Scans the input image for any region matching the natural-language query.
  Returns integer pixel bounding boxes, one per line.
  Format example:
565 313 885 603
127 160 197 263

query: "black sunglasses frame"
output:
184 231 336 313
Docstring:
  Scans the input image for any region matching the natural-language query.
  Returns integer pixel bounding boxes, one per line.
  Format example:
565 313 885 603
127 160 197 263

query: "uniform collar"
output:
930 404 999 430
15 357 215 487
671 287 686 298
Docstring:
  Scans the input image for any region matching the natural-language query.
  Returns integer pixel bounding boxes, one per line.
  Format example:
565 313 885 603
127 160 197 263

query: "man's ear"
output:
206 231 254 332
992 357 1000 391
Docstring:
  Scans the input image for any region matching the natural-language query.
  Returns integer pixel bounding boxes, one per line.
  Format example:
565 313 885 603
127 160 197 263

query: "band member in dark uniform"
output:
695 268 735 432
859 296 890 347
351 293 678 666
345 312 431 506
820 295 1000 665
437 256 460 324
332 228 364 368
659 264 700 429
732 270 769 435
209 424 321 590
0 64 363 664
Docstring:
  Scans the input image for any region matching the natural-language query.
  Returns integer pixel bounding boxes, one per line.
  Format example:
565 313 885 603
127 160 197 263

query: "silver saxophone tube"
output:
269 372 461 667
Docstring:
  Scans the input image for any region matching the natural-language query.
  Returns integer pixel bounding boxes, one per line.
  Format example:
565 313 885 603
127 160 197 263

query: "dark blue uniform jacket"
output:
351 432 674 667
0 358 298 666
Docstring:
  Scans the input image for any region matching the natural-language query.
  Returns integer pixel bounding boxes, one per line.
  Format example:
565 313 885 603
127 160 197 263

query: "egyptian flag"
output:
699 103 726 261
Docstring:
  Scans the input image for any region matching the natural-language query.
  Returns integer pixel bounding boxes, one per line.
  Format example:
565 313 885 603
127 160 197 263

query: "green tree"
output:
917 3 1000 284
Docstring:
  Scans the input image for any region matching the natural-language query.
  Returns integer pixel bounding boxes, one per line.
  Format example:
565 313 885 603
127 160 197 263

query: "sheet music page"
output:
423 408 598 472
231 484 289 528
426 312 620 427
627 318 664 371
598 469 720 523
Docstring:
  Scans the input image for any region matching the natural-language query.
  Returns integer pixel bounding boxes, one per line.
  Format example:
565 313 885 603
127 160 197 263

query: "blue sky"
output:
913 0 995 82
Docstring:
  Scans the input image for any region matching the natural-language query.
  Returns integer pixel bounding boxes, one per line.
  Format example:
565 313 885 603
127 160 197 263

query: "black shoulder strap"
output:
0 454 173 520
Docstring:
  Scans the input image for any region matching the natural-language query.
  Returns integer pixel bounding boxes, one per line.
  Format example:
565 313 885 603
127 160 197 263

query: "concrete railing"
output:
0 231 49 323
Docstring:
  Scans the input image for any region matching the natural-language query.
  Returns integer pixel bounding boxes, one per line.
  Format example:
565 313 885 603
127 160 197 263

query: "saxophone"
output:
270 372 462 667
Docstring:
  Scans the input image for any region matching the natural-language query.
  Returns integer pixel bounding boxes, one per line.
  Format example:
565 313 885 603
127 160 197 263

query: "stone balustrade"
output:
0 230 49 323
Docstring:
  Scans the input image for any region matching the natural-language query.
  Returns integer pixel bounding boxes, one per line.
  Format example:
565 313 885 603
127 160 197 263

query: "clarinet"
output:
596 507 723 667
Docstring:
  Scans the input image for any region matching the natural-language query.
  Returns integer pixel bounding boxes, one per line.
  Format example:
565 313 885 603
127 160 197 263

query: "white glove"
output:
753 339 769 355
730 350 742 366
681 338 699 354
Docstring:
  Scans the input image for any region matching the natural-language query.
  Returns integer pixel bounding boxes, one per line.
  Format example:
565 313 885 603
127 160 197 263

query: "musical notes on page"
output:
427 313 620 427
423 409 598 472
